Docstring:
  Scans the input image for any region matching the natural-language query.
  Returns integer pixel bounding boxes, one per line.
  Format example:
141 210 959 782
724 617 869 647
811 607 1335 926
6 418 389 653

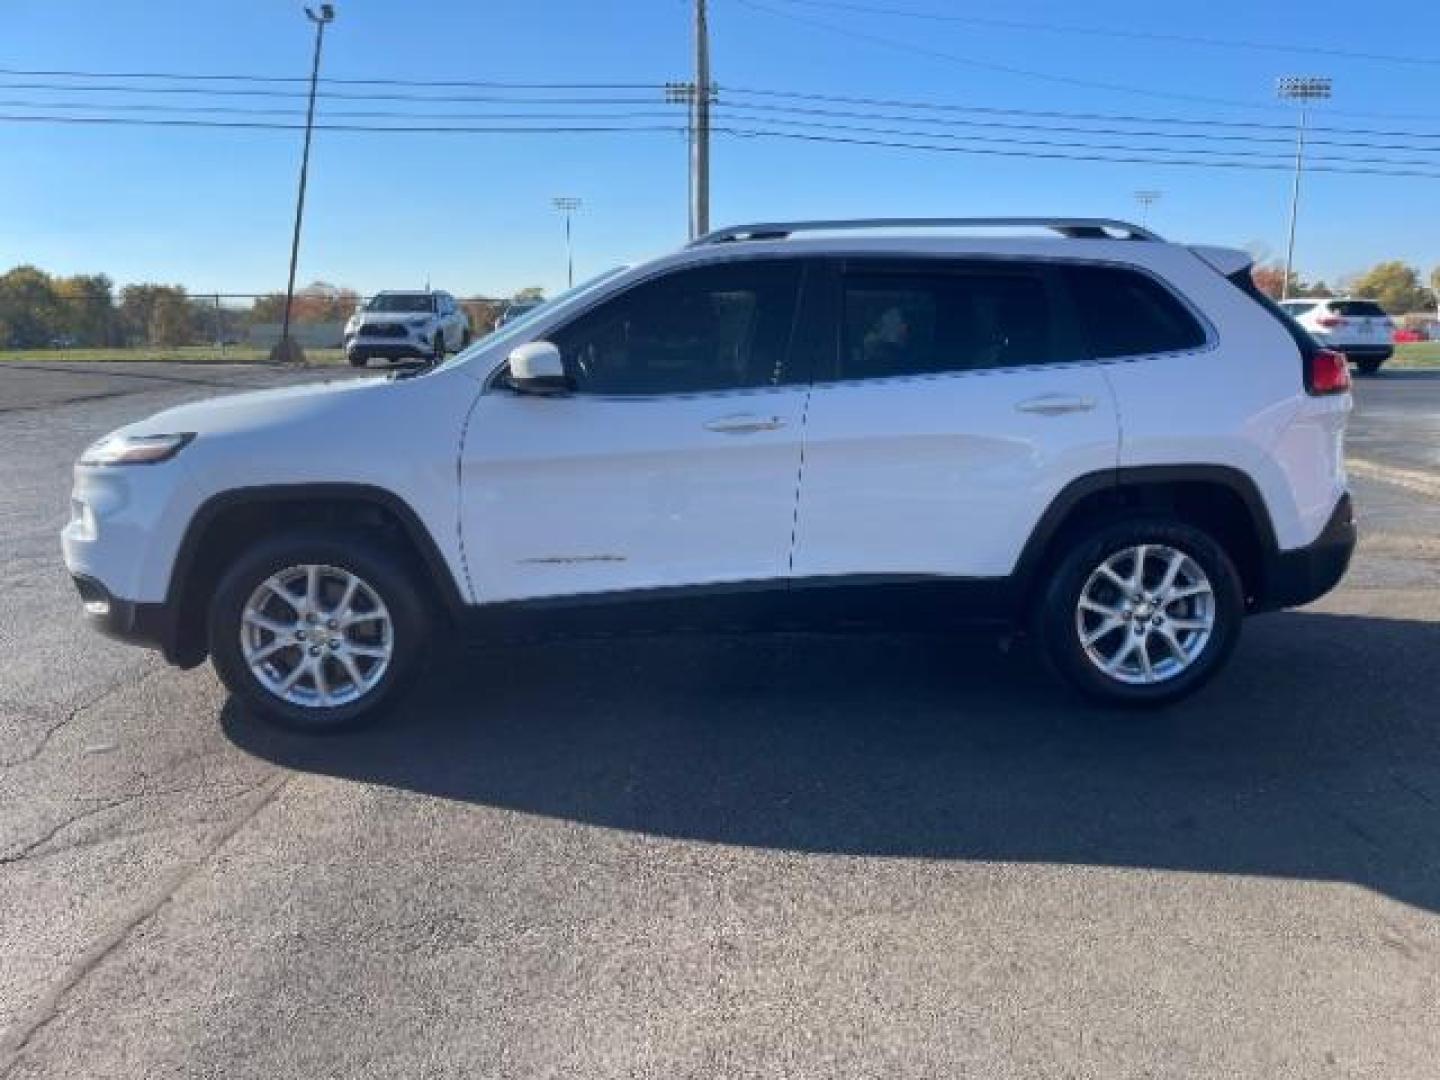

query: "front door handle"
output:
1015 394 1096 416
704 414 786 434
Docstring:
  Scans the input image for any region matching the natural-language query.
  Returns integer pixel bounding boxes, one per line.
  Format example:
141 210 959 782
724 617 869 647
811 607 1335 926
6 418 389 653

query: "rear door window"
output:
838 263 1072 381
1062 264 1209 359
1331 301 1388 319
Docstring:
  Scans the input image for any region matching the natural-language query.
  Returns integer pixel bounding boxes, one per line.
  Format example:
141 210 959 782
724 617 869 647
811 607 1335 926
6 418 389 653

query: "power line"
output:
0 80 666 106
5 109 1439 179
756 0 1440 68
10 71 1440 141
0 98 692 124
3 96 1432 157
711 101 1440 155
721 126 1440 179
711 109 1440 168
13 87 1440 155
0 113 691 135
0 66 666 90
720 84 1440 140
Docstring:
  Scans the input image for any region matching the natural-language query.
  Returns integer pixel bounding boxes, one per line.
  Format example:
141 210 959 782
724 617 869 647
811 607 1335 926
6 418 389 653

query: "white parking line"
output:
1348 456 1440 501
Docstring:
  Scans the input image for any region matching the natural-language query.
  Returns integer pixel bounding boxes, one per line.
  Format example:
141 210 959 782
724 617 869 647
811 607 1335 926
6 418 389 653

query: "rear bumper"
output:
1256 491 1356 612
1334 345 1393 361
72 574 197 667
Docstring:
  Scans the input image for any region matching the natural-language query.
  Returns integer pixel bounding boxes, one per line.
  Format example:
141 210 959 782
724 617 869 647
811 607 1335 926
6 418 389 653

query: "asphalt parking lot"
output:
2 361 1439 1078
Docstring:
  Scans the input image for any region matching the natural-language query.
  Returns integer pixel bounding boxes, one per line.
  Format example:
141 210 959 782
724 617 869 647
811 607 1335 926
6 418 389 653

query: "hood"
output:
349 310 434 325
118 375 391 439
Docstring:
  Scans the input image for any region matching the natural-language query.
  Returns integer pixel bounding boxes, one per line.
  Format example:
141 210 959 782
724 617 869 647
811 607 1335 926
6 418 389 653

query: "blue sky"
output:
3 0 1438 297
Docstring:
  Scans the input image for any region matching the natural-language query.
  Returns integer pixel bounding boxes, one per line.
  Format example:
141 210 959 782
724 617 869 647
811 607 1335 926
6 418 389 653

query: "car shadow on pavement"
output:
223 610 1440 912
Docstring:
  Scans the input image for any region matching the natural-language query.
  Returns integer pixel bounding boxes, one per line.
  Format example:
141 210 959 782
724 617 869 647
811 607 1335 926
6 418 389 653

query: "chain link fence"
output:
0 284 510 365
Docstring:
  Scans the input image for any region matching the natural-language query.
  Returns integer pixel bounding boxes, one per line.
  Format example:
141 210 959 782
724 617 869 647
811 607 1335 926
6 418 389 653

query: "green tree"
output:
1349 261 1433 314
55 273 116 346
0 265 61 347
120 284 193 346
513 286 546 302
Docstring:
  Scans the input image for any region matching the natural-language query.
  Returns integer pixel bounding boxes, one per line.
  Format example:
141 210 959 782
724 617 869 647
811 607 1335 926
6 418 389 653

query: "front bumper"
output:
346 341 436 362
1257 491 1356 611
71 574 190 664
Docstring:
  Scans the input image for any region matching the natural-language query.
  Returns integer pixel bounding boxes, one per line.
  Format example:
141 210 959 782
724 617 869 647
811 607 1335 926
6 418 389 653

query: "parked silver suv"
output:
1279 297 1394 375
344 290 470 367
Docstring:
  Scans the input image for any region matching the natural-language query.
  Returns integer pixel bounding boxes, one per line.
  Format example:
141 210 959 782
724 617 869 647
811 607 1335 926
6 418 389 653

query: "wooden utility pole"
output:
691 0 711 239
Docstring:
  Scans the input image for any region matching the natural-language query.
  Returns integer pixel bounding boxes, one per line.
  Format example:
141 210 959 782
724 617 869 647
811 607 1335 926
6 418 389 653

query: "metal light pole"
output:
1133 189 1162 227
1277 75 1331 301
552 197 582 288
276 3 335 365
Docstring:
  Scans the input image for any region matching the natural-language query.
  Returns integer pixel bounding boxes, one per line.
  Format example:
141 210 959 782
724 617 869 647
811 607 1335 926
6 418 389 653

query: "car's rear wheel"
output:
1034 519 1243 707
209 530 430 731
1354 357 1384 376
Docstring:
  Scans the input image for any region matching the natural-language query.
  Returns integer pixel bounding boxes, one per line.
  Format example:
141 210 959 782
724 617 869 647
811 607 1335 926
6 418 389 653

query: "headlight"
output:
80 432 194 467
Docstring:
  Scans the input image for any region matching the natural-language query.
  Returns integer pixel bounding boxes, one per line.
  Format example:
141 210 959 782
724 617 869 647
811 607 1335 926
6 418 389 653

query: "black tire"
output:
348 353 368 368
1033 518 1244 708
208 529 431 732
432 334 445 365
461 329 472 348
1354 357 1384 376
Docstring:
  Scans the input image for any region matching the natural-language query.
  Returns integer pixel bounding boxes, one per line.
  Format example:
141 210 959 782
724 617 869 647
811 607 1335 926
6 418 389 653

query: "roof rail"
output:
689 217 1162 246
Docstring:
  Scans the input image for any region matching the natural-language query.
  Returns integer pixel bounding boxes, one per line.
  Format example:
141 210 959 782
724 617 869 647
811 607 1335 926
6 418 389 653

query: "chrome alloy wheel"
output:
239 564 393 708
1074 544 1216 686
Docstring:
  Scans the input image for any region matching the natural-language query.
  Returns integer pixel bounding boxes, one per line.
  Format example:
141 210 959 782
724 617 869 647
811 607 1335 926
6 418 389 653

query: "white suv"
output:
1279 297 1394 375
63 218 1356 730
344 290 470 367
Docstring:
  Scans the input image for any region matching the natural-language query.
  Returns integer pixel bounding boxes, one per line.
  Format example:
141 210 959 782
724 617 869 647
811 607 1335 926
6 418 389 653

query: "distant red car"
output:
1393 327 1429 343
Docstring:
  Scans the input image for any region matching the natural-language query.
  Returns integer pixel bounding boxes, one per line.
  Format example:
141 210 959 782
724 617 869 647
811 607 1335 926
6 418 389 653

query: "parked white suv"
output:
1279 297 1394 375
344 290 470 367
63 218 1356 730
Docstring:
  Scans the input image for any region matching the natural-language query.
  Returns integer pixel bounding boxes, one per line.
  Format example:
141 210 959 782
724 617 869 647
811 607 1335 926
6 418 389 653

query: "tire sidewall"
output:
209 530 430 731
1036 519 1244 707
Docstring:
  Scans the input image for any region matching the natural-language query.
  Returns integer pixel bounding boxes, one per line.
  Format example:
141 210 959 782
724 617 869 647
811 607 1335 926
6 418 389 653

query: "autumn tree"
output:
249 281 361 324
1349 261 1433 315
1251 263 1290 300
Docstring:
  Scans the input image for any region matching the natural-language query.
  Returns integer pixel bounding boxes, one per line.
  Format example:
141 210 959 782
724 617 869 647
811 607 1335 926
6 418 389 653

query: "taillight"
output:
1317 315 1348 329
1306 348 1351 395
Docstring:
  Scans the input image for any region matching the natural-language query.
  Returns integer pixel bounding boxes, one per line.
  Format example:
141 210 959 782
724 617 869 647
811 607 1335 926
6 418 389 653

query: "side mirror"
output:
507 341 571 395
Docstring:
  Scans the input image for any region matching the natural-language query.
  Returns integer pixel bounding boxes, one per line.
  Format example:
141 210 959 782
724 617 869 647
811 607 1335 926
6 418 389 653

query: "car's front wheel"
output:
1354 357 1384 376
1034 519 1244 707
208 530 430 731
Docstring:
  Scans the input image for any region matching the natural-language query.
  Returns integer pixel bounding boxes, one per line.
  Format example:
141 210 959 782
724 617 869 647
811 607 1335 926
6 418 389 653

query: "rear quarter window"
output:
1061 264 1209 359
1331 301 1389 318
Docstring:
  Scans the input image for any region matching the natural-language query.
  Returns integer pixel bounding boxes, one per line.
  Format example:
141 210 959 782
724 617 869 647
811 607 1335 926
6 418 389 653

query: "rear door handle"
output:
1015 394 1096 416
704 414 786 434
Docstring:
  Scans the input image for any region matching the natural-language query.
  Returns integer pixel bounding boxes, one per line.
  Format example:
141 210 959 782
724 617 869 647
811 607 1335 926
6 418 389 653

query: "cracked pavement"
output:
2 362 1439 1078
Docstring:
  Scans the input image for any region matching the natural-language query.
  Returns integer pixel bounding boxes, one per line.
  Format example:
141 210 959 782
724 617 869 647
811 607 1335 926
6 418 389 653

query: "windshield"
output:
436 267 630 372
367 293 434 314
